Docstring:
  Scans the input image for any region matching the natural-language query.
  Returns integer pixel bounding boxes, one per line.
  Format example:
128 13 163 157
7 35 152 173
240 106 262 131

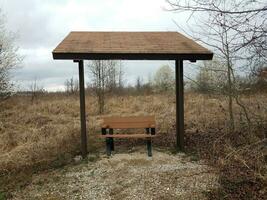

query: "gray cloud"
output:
2 1 55 48
1 0 197 91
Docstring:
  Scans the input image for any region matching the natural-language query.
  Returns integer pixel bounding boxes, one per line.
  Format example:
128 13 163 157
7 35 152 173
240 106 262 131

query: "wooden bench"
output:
99 116 156 156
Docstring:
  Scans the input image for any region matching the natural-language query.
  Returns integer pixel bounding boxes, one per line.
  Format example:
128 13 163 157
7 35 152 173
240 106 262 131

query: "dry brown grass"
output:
0 92 266 199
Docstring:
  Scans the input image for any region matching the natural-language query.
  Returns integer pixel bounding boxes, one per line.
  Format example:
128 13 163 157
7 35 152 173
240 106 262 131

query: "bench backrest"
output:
102 116 155 129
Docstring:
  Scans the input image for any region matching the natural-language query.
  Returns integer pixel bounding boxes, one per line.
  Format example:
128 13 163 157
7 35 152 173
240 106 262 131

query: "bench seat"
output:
98 134 157 138
100 116 156 157
101 116 155 129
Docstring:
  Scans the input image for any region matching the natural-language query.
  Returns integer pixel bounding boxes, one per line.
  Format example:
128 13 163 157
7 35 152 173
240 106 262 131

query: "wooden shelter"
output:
52 31 213 158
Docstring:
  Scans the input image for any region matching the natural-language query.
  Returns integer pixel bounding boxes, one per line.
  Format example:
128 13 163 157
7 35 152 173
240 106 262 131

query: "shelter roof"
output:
52 31 213 60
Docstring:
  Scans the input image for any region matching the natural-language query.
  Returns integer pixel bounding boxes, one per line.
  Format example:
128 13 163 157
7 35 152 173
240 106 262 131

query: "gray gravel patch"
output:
11 150 219 200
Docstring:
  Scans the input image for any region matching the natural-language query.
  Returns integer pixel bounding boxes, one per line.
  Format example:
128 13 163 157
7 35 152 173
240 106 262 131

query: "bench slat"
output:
98 134 156 138
102 122 155 129
102 116 155 129
103 116 155 123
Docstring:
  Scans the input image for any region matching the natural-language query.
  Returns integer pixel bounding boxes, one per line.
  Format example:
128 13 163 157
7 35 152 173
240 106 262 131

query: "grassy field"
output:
0 92 266 199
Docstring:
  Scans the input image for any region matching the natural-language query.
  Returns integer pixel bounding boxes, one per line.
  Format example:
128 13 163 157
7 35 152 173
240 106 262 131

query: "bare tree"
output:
0 10 20 100
250 65 267 91
135 76 143 92
153 65 175 93
118 61 124 90
167 0 267 131
193 59 228 93
106 61 117 92
29 77 44 103
88 60 123 114
65 77 79 94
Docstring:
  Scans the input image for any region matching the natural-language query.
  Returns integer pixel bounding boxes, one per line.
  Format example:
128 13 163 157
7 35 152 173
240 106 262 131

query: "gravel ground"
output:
11 149 218 200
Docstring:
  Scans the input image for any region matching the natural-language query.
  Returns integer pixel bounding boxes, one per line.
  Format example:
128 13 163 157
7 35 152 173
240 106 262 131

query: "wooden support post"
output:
175 60 185 152
78 60 88 158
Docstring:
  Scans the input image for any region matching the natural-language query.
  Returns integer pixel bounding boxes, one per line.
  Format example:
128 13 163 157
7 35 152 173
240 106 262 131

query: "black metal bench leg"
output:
102 128 111 156
147 138 152 157
151 128 155 135
106 138 111 156
146 128 152 157
109 129 114 151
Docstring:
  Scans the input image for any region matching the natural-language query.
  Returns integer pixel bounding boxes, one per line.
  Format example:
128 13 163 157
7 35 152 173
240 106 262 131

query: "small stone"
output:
88 154 98 162
73 155 82 163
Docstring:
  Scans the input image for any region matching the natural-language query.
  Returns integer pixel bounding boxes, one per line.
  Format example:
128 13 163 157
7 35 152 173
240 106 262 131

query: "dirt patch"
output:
11 150 218 200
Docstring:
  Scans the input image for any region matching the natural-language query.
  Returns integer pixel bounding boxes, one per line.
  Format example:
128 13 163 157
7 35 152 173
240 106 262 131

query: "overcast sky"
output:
1 0 200 91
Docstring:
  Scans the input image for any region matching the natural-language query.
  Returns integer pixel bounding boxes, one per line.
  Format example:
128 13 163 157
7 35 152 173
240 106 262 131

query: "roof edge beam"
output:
53 52 213 61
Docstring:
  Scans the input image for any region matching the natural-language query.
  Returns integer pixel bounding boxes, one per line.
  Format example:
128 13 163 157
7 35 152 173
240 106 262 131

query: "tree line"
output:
64 62 176 114
62 58 266 115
